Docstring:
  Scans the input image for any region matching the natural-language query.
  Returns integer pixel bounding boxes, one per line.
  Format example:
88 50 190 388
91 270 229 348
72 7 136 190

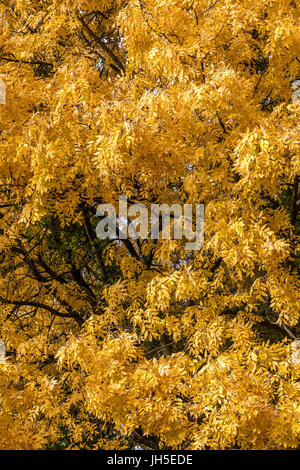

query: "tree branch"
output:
81 205 107 281
77 15 125 74
37 254 67 284
290 175 299 226
0 295 83 325
0 56 53 67
11 246 51 283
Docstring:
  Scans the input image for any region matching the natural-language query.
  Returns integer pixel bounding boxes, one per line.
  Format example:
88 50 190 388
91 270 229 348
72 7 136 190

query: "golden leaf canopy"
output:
0 0 299 450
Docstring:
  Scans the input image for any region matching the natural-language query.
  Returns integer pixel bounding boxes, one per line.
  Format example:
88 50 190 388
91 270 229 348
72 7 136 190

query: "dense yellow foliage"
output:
0 0 299 450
